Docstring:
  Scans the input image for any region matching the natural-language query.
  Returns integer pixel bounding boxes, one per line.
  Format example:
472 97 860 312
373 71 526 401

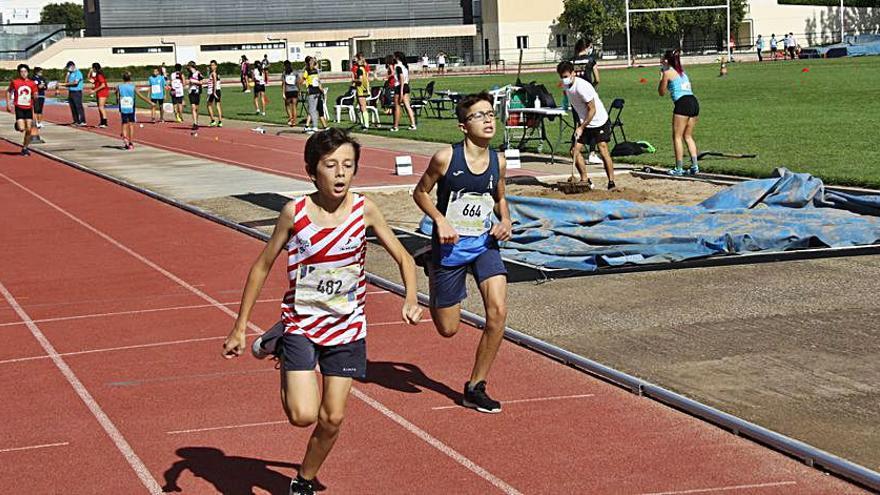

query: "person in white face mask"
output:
557 60 616 190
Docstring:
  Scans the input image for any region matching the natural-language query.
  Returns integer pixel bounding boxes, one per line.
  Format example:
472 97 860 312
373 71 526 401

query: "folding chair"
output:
608 98 627 145
411 81 435 119
335 90 356 123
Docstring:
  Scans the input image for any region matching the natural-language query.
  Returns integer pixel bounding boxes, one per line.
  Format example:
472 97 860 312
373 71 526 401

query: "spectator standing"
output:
63 61 86 126
240 55 250 92
437 51 447 75
770 34 778 60
756 35 764 62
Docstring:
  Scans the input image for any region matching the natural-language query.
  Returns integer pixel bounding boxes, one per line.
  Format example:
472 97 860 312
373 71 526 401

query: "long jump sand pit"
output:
366 173 724 229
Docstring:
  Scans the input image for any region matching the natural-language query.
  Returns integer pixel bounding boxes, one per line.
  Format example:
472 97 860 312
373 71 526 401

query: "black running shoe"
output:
463 381 502 413
607 180 616 190
289 475 315 495
21 148 30 156
252 320 285 359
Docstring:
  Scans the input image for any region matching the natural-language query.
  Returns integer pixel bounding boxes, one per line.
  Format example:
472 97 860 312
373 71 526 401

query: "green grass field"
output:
206 57 880 187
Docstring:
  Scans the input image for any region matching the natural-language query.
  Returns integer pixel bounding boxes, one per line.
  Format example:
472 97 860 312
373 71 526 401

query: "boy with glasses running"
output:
412 92 512 413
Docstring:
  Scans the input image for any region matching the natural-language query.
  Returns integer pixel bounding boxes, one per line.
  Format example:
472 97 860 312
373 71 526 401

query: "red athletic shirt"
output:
94 73 110 98
9 78 38 110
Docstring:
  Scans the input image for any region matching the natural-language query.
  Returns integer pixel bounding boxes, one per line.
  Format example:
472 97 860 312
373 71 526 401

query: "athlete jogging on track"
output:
6 64 39 156
412 92 512 414
222 128 422 495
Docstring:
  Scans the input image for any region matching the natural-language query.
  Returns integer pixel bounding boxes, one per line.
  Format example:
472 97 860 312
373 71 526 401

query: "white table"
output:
505 106 571 163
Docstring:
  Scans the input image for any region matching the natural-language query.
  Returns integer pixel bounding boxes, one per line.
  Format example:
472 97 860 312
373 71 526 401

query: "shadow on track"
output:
161 446 326 494
358 360 462 405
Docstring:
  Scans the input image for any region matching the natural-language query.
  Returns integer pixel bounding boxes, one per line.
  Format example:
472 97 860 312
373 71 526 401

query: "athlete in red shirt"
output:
90 63 111 128
222 129 422 495
6 64 39 156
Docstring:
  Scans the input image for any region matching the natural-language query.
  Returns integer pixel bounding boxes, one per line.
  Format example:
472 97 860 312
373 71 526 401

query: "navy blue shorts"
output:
121 112 136 124
281 332 366 378
428 248 507 308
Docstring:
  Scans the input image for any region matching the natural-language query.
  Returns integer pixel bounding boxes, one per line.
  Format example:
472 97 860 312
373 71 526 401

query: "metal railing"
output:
0 24 68 61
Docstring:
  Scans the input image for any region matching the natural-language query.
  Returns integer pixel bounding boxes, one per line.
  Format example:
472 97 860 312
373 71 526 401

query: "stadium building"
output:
2 0 877 70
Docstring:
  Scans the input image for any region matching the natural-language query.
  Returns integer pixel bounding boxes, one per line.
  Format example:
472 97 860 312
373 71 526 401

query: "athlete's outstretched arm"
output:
489 155 512 242
364 197 423 325
222 200 296 358
412 146 458 244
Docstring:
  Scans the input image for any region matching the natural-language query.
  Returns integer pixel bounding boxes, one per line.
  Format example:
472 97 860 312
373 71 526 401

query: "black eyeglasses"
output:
465 110 496 122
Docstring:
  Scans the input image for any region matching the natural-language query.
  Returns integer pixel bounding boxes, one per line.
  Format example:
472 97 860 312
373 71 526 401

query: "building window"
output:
86 0 96 13
112 46 174 54
201 42 285 52
305 41 349 48
555 34 568 48
516 36 529 50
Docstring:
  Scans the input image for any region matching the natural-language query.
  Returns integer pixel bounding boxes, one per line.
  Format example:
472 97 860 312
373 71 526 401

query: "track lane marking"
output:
430 393 595 410
0 442 70 454
167 421 288 435
0 318 430 366
0 282 163 494
637 481 798 495
1 170 516 492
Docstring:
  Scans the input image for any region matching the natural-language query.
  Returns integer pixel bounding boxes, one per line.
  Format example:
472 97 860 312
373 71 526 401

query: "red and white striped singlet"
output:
281 194 367 346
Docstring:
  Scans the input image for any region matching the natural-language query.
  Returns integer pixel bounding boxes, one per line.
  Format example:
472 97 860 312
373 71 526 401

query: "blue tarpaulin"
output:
494 168 880 271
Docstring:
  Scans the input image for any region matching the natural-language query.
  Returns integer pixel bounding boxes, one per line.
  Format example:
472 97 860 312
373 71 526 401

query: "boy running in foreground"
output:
116 72 154 150
6 64 39 156
223 128 422 495
412 92 512 413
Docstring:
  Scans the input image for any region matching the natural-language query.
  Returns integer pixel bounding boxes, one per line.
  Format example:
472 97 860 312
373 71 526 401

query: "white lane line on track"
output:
0 442 70 454
0 282 163 494
430 393 595 411
0 317 430 366
351 388 523 495
2 170 514 492
0 298 278 328
637 481 798 495
167 421 288 435
0 171 264 337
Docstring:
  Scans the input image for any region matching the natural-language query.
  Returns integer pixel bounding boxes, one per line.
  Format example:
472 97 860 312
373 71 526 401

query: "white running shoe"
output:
588 151 603 164
251 321 285 359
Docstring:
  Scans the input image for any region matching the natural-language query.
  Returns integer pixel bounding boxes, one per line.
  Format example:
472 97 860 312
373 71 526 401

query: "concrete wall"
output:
17 24 477 71
480 0 568 64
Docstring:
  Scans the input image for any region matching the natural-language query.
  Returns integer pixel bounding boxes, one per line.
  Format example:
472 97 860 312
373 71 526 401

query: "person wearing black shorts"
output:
282 60 300 127
7 64 39 155
252 61 267 116
206 60 223 127
659 49 701 176
186 61 203 130
558 61 616 189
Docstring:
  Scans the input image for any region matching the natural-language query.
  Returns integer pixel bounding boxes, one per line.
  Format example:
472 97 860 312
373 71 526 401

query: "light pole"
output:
840 0 845 43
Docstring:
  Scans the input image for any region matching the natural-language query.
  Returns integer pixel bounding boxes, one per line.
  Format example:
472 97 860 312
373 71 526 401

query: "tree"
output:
40 2 85 34
557 0 621 42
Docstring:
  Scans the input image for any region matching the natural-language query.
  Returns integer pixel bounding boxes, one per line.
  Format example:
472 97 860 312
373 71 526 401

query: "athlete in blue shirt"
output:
117 71 156 150
148 67 168 123
413 92 512 414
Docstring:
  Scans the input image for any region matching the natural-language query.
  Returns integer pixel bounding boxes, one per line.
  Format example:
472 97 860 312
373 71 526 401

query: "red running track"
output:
0 142 868 494
36 102 548 188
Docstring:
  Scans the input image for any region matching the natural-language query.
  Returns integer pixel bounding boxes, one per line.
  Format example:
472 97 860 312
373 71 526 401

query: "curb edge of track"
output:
10 138 880 494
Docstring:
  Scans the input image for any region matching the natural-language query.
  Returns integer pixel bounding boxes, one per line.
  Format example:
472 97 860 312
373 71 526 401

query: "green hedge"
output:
778 0 879 6
1 60 324 83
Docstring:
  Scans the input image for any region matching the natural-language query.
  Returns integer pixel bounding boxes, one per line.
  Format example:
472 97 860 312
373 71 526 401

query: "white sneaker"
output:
251 321 285 359
36 122 44 128
408 125 417 130
588 152 603 164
